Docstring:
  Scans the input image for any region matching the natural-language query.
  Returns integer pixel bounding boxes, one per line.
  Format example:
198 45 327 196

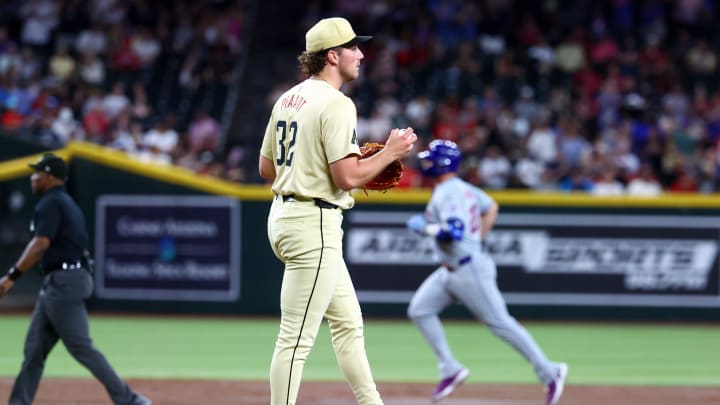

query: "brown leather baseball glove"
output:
359 142 404 192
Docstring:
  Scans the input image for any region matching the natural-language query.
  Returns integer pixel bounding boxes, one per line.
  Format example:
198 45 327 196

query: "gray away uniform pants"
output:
407 252 559 384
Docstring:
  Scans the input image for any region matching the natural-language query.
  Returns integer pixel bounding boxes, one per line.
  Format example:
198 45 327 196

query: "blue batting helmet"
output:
417 139 461 177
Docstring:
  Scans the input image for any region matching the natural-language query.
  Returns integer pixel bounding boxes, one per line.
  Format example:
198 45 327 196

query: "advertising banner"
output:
95 195 240 301
346 211 720 307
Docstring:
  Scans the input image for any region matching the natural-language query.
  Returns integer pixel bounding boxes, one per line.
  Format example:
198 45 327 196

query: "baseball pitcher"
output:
258 17 417 405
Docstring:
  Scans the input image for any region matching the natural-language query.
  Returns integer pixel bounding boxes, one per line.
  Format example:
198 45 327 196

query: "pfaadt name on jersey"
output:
280 94 308 112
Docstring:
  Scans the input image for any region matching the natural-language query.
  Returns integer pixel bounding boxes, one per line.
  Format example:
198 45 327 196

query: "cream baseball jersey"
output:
261 78 361 209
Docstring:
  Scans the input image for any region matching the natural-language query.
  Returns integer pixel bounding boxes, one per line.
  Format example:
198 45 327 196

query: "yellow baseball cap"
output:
305 17 372 53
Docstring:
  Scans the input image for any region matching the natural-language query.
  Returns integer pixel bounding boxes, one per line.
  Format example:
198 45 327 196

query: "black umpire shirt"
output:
31 185 88 271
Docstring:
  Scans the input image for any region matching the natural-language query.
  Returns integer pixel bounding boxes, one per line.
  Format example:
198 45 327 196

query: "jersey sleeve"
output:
260 109 276 160
322 96 361 163
34 198 61 240
476 187 495 212
425 195 442 224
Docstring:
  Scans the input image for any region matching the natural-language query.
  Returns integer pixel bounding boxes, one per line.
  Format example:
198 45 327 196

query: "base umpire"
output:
0 153 151 405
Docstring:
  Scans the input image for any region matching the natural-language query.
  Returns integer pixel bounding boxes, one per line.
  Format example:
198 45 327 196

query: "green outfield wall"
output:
1 137 720 320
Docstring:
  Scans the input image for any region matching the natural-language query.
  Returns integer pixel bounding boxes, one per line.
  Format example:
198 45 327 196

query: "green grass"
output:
0 315 718 386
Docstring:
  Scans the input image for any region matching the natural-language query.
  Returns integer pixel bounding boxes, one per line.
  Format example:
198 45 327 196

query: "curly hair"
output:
297 50 329 76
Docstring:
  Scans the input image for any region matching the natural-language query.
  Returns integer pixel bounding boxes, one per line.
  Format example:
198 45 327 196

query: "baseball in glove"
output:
359 142 404 193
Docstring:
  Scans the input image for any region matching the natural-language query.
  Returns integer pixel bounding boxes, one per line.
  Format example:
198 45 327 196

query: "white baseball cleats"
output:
431 367 469 402
545 363 568 405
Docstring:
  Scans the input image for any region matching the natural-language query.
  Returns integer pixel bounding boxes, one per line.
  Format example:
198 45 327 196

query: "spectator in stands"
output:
359 105 392 143
222 3 246 54
18 47 41 83
81 87 104 116
554 27 587 74
223 144 246 182
173 132 201 171
130 81 151 124
49 106 84 145
592 167 625 196
405 94 434 136
187 110 220 154
685 39 717 91
111 37 142 73
1 97 26 131
78 51 106 86
638 35 671 92
526 113 559 166
29 87 58 118
82 102 110 143
131 27 161 69
199 152 226 178
512 150 551 190
627 162 662 196
102 81 130 120
143 115 178 163
0 43 22 77
607 131 641 180
477 144 511 189
559 167 594 192
75 22 108 57
49 44 76 84
4 85 32 119
528 34 554 66
108 110 136 153
662 83 690 124
432 97 462 142
589 32 619 67
513 86 540 125
19 0 58 62
90 0 126 26
669 167 699 193
32 96 60 145
558 118 592 170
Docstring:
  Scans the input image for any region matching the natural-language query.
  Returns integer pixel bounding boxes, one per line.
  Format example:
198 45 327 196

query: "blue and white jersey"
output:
424 177 494 266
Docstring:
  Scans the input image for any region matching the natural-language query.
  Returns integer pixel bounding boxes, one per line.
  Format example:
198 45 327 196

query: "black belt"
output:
280 195 339 209
43 260 84 275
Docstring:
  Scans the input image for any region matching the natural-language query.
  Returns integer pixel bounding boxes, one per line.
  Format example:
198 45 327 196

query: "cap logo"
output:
29 153 67 180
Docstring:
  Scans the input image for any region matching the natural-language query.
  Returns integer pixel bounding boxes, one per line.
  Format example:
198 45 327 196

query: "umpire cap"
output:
305 17 372 52
29 153 67 180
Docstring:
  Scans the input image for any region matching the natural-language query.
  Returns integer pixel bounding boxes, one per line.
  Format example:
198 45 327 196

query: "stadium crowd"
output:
278 0 720 194
2 0 720 195
0 0 248 181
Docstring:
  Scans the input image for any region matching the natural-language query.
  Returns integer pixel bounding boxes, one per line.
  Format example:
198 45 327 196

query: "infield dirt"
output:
1 378 719 404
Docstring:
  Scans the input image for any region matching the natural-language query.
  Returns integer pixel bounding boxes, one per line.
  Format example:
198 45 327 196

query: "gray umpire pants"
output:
8 268 140 405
